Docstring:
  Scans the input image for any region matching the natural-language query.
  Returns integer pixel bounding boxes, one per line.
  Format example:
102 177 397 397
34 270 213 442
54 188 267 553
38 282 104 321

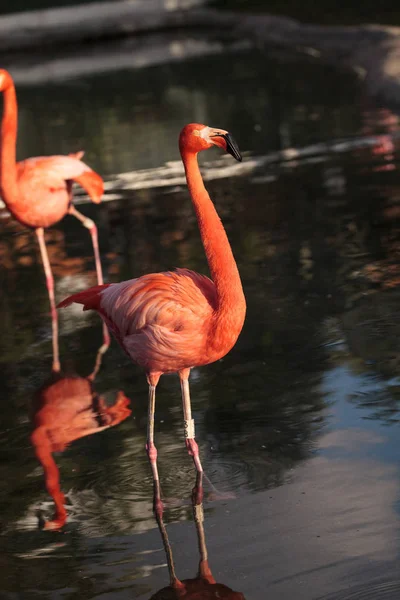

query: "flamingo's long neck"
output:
182 150 246 338
0 83 19 206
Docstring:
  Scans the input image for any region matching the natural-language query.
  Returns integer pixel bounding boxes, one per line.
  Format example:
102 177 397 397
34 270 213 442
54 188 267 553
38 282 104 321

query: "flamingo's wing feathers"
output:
18 155 90 183
68 151 84 160
57 284 111 311
59 270 216 336
17 155 103 203
99 269 216 338
73 171 104 204
58 270 217 372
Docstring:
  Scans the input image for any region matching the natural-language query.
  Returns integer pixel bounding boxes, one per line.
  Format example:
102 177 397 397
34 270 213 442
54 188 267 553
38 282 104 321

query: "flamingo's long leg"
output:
146 383 163 515
36 228 60 373
69 205 104 284
87 340 108 382
68 205 110 350
179 370 203 473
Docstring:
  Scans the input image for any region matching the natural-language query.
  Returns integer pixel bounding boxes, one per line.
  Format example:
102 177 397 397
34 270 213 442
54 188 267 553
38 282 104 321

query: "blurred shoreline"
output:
1 0 400 106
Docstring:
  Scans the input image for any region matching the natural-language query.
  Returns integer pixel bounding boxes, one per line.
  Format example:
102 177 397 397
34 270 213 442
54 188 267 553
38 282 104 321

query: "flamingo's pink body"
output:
69 267 242 377
59 123 246 509
11 153 103 229
0 69 109 371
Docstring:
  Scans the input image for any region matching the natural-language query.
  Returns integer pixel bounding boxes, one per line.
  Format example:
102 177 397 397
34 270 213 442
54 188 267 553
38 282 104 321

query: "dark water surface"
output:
1 43 400 599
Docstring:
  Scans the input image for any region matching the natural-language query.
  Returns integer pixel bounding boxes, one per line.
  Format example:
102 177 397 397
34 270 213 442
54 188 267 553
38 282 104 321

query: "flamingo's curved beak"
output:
211 132 242 162
223 133 242 162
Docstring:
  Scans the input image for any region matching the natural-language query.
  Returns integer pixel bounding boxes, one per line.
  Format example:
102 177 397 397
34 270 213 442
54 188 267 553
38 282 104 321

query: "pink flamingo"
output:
0 68 110 372
58 123 246 510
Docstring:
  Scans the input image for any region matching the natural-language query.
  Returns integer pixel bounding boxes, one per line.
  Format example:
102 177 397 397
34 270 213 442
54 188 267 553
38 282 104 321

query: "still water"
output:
1 39 400 599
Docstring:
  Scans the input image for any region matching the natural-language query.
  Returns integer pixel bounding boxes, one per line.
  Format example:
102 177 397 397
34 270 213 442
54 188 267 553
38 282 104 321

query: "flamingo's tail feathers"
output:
74 170 104 204
69 150 85 160
57 284 110 311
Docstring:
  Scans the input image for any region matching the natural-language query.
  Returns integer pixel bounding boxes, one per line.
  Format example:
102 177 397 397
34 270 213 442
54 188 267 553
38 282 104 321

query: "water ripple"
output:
318 581 400 600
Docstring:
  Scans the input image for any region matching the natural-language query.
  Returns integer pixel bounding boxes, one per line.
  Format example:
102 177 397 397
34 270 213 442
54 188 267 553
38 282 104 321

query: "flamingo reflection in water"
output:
0 68 110 373
30 343 131 530
151 474 246 600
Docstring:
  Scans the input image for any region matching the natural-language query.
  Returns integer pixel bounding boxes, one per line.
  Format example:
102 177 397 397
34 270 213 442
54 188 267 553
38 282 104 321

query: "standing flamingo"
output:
0 68 110 372
58 123 246 509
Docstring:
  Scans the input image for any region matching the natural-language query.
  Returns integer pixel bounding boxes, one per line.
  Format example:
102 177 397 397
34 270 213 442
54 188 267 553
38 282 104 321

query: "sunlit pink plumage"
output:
58 123 246 509
0 69 109 372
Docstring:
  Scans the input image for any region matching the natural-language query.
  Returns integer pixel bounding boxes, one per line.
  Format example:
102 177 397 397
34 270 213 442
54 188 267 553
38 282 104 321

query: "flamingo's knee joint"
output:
83 218 95 230
146 442 158 463
185 438 199 457
153 496 164 518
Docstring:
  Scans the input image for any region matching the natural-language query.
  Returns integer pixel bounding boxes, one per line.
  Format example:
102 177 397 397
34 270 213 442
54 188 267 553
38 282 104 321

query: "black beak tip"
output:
223 133 242 162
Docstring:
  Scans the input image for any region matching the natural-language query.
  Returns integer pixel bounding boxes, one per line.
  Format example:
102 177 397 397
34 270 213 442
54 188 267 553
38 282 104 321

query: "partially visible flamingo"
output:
58 123 246 509
0 68 110 372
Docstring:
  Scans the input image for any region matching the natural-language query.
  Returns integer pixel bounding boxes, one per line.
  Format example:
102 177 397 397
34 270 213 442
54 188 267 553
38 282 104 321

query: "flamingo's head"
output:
179 123 242 162
0 69 13 92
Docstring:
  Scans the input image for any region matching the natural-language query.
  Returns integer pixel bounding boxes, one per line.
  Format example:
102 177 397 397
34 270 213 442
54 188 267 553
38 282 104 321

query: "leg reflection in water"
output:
150 472 246 599
30 342 131 530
